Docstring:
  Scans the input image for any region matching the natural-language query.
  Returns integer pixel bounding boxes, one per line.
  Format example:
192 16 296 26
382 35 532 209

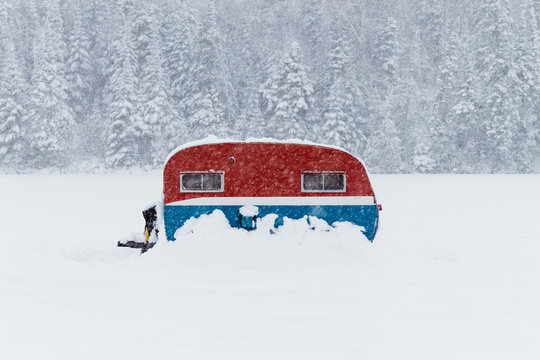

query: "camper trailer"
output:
119 139 381 251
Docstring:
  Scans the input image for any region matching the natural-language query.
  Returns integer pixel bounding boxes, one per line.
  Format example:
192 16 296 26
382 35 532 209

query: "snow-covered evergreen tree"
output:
0 38 28 171
302 0 323 52
363 110 403 174
416 0 445 79
320 17 366 152
0 2 15 65
473 0 523 172
412 132 436 173
365 16 403 172
103 12 140 168
66 1 92 122
320 16 350 100
163 0 196 124
187 0 236 139
87 0 114 56
0 2 12 27
534 0 540 29
261 42 314 140
451 60 482 172
322 78 364 150
231 14 265 138
372 16 398 100
14 0 39 82
432 29 460 172
132 1 155 75
237 90 265 139
302 0 324 79
138 4 181 166
27 2 75 169
515 0 540 168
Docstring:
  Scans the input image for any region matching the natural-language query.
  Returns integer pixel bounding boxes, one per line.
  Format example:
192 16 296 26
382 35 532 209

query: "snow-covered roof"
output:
164 135 359 165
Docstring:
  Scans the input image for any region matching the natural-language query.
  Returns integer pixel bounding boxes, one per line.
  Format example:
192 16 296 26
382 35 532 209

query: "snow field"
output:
0 173 539 359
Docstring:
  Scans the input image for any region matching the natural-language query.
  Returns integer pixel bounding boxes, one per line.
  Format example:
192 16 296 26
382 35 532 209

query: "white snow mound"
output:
146 210 371 269
239 205 259 217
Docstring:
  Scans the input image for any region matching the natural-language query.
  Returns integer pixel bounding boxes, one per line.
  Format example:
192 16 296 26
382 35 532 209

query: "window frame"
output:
179 171 225 193
301 171 346 193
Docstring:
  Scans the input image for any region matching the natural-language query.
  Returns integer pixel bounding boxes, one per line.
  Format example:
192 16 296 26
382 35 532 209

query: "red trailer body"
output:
162 140 380 241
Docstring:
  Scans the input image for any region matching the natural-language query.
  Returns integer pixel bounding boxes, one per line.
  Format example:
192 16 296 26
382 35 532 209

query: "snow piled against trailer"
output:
0 173 539 360
161 210 370 269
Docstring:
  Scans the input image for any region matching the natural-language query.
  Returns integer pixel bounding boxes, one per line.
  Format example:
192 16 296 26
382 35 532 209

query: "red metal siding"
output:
163 143 374 204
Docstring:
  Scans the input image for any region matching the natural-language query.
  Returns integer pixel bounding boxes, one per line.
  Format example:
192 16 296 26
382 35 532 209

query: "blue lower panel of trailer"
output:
164 205 379 241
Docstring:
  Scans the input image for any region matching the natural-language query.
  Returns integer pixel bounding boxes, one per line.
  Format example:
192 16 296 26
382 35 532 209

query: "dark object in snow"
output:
238 205 258 230
117 240 156 252
117 205 158 253
142 205 158 238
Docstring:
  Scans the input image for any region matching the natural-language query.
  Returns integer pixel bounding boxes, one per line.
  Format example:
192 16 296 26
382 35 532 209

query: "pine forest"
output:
0 0 539 173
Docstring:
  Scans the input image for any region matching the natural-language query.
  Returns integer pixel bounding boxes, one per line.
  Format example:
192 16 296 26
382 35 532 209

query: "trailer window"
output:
324 174 344 190
302 172 345 192
303 174 323 190
180 172 223 192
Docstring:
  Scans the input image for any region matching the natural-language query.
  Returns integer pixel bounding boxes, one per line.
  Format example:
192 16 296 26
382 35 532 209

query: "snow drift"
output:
152 210 372 269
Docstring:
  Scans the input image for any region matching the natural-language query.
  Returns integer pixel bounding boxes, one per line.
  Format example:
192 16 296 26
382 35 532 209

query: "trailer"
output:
119 138 381 251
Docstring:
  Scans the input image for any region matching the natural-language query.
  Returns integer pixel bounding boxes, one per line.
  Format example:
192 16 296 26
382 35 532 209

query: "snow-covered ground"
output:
0 173 539 360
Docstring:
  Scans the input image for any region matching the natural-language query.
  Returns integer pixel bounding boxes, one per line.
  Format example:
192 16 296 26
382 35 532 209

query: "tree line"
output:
0 0 538 173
